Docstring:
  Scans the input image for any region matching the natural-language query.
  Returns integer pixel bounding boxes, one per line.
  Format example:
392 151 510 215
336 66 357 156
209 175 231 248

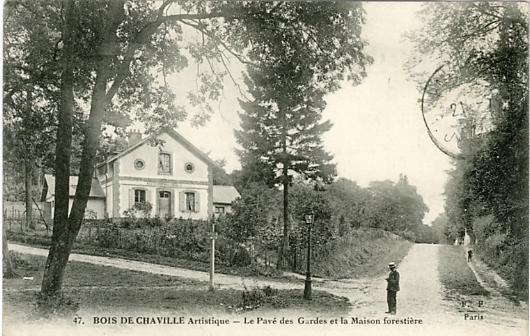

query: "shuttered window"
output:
179 191 200 213
129 188 151 209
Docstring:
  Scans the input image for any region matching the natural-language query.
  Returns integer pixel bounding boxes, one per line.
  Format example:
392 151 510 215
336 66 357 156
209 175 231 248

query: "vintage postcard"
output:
3 1 528 336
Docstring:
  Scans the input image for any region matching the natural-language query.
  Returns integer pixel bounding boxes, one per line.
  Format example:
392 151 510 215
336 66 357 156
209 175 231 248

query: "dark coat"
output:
386 269 400 291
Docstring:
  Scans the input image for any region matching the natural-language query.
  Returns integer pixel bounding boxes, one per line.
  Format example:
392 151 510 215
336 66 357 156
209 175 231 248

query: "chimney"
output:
128 130 142 147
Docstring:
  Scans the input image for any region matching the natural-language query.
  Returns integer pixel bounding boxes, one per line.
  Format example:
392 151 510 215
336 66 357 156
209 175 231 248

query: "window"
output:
215 206 225 214
185 192 195 212
135 189 146 204
158 153 171 174
134 159 145 170
179 191 200 213
184 162 195 174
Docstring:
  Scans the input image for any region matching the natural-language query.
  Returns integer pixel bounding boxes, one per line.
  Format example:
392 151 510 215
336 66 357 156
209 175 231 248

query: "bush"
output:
96 226 121 248
239 285 282 311
10 252 41 272
123 202 153 220
232 247 252 267
33 293 80 319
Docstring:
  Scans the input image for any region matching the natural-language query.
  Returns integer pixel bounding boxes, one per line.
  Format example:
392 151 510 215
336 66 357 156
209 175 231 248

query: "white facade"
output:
42 128 239 222
97 128 215 220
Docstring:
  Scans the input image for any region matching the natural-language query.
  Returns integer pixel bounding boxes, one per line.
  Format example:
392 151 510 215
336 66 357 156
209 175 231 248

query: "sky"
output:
173 2 454 225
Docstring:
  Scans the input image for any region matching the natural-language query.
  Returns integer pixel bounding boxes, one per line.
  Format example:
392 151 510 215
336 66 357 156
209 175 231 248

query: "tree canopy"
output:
3 0 375 295
407 2 528 292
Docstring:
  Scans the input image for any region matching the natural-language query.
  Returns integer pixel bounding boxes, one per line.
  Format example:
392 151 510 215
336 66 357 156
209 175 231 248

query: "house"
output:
40 175 106 220
41 127 240 221
213 185 241 217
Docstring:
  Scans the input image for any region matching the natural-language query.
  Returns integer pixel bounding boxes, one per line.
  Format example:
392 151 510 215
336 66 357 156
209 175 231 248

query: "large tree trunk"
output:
41 0 77 297
41 0 126 297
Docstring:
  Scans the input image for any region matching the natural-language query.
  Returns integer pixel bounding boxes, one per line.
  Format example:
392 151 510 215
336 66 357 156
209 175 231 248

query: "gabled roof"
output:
213 185 241 205
97 127 220 169
43 174 106 199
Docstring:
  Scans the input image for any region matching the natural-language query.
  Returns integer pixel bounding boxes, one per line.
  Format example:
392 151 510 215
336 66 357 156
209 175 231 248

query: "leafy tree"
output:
3 1 62 225
407 3 528 291
3 0 375 295
222 182 280 243
430 213 450 244
234 2 372 268
324 177 370 234
235 72 337 269
289 182 334 247
363 175 429 240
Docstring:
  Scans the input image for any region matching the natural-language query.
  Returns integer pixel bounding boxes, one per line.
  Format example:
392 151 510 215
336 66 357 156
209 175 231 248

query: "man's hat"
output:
388 262 396 268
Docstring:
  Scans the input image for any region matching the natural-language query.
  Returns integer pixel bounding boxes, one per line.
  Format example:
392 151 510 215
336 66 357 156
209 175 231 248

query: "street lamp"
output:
304 213 314 300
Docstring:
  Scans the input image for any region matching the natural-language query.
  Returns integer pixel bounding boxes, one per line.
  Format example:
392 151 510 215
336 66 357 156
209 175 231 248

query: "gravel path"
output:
8 243 300 291
8 243 527 335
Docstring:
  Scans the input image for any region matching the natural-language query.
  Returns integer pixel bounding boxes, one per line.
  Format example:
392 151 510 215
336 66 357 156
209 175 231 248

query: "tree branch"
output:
182 19 251 65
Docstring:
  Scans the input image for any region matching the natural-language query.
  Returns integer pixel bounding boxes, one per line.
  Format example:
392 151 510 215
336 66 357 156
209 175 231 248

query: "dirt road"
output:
8 243 528 335
317 244 527 335
320 244 446 318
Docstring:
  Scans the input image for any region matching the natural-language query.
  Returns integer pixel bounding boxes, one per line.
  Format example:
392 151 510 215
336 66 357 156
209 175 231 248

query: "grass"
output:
437 245 490 297
7 231 284 279
3 253 350 324
7 227 413 281
310 228 413 279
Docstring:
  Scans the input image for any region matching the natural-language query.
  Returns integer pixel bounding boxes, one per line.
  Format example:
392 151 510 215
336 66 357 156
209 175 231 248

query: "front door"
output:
159 191 171 217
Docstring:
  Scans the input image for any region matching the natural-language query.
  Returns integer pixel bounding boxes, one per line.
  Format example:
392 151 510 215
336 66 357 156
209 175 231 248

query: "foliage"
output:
219 183 280 243
407 2 528 291
323 178 370 233
239 285 285 311
230 2 372 268
83 209 98 220
77 219 210 260
2 0 378 294
123 202 153 219
362 175 429 240
289 183 334 247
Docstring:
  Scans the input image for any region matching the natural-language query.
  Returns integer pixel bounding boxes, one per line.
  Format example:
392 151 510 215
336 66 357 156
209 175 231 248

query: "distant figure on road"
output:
385 262 400 315
467 249 473 262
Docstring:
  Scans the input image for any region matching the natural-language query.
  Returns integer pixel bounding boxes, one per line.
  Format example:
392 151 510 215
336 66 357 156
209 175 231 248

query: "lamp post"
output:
304 213 314 300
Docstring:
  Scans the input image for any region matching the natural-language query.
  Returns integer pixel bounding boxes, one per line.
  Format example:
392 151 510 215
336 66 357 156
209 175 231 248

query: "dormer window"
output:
158 152 172 175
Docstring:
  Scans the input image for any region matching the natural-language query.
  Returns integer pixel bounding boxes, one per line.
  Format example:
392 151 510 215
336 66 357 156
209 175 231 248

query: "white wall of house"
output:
107 132 211 220
47 198 105 220
97 162 115 219
119 132 209 182
85 199 106 219
119 182 209 219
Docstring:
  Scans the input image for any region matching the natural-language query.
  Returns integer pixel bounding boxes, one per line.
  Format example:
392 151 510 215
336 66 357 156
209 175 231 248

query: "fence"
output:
3 207 51 236
4 209 330 273
4 214 280 269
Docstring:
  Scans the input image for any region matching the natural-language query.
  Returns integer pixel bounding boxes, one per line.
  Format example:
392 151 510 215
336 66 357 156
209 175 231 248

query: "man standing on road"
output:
385 262 400 315
467 249 473 262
